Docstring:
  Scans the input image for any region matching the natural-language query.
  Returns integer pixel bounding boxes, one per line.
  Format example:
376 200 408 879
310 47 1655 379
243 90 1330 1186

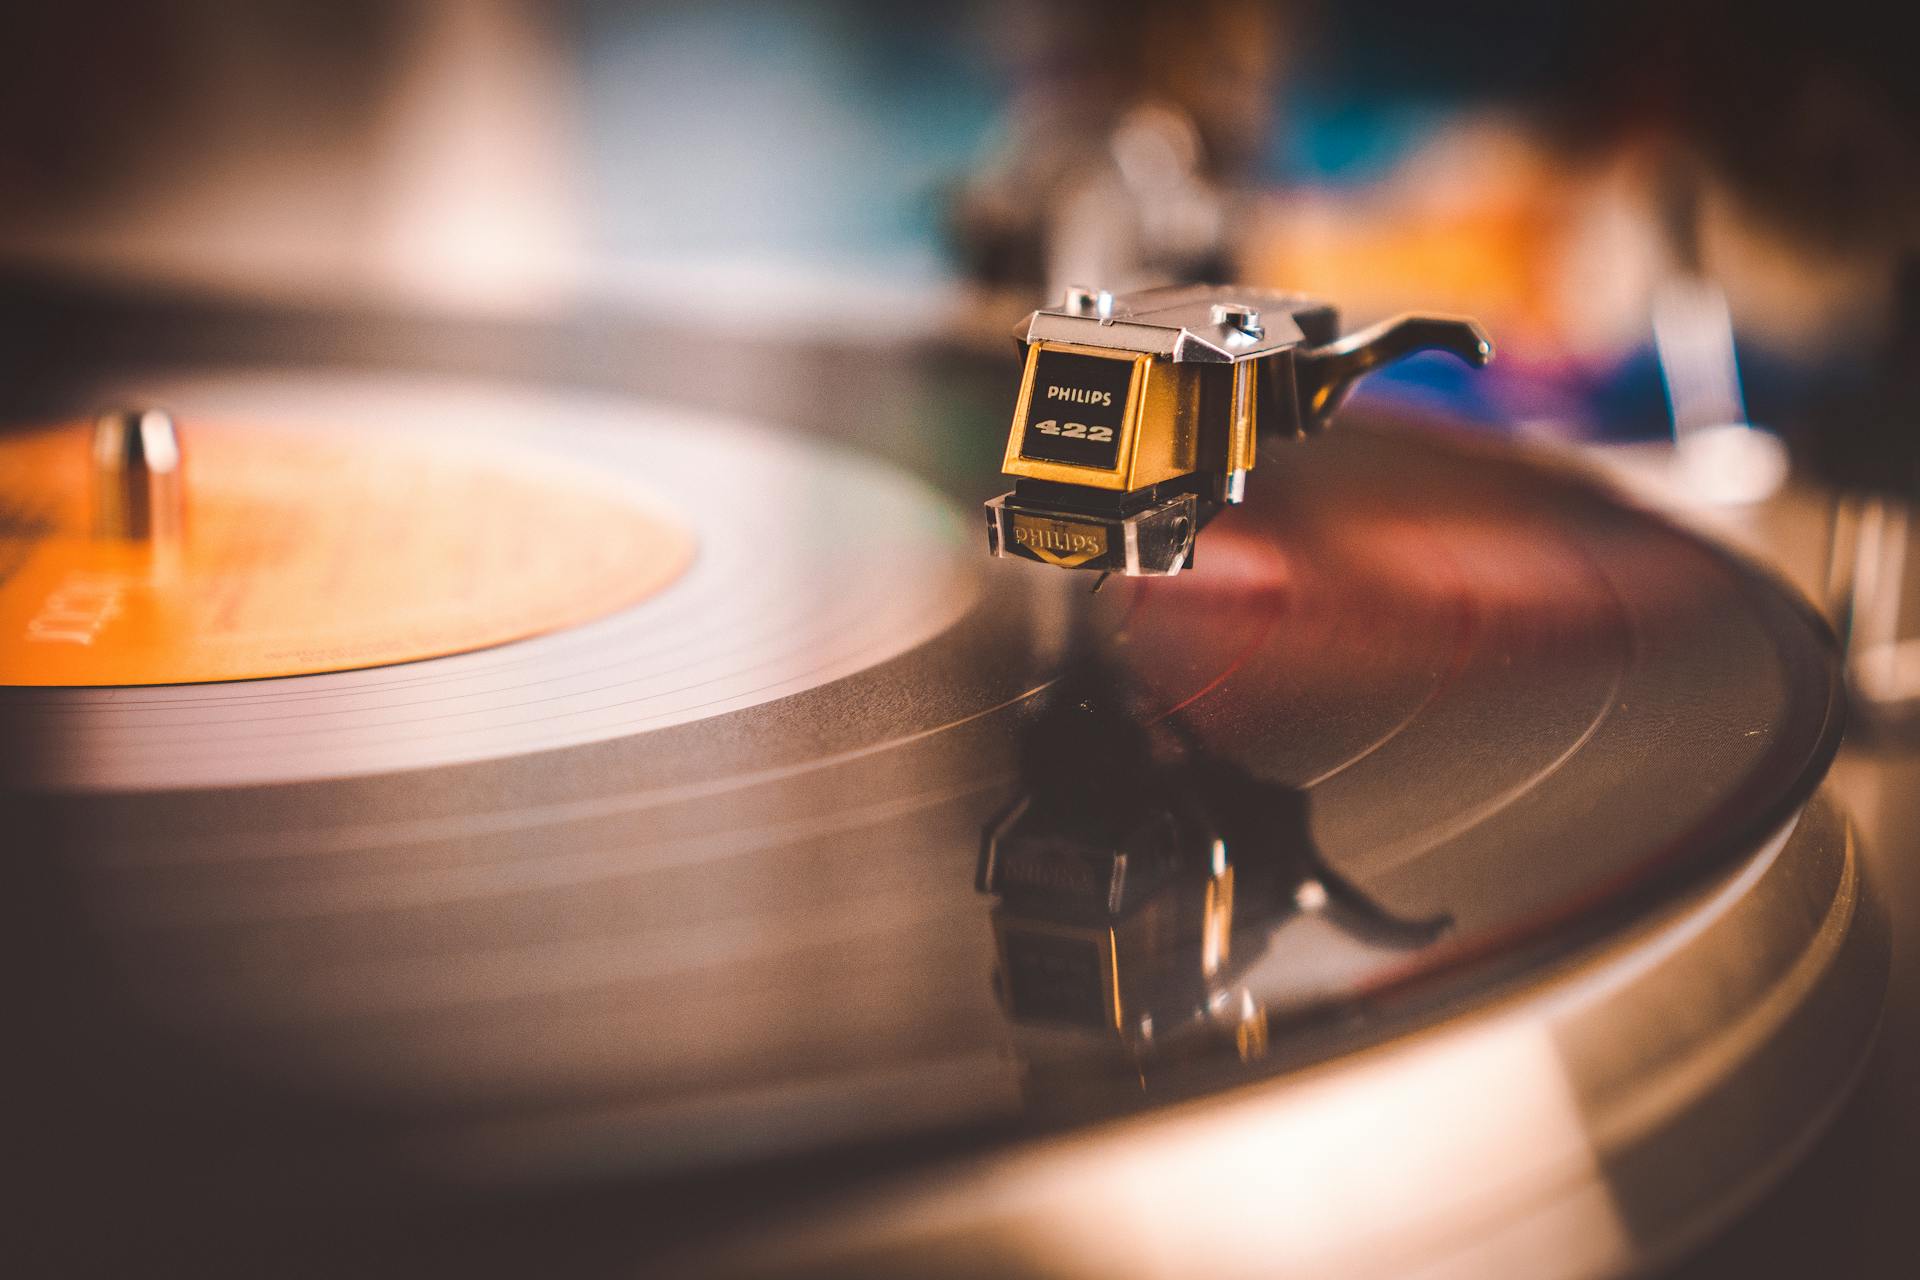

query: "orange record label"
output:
0 420 696 686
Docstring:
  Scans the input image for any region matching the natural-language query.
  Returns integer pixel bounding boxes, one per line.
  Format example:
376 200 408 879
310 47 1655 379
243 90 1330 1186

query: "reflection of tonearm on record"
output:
978 658 1450 1085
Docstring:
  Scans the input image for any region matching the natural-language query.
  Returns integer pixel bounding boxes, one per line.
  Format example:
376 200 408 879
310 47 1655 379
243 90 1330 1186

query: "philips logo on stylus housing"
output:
1020 349 1132 470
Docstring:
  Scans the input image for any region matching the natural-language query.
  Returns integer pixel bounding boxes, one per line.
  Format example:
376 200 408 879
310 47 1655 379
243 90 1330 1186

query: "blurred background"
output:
3 0 1915 446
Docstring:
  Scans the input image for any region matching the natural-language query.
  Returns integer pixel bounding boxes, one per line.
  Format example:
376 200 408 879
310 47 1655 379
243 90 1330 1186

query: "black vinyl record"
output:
3 367 1847 1274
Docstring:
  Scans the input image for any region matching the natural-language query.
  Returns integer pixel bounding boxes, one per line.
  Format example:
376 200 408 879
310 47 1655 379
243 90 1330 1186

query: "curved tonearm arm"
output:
1287 314 1494 435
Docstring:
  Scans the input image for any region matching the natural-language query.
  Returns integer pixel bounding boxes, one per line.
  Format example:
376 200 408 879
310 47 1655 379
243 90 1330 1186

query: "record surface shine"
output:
8 374 983 787
6 372 1843 1263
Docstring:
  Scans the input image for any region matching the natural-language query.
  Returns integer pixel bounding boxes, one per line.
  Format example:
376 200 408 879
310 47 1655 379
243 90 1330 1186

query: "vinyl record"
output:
3 370 1872 1277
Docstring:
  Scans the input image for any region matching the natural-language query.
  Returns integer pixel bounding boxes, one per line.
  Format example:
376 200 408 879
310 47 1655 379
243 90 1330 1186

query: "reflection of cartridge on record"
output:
978 658 1448 1089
